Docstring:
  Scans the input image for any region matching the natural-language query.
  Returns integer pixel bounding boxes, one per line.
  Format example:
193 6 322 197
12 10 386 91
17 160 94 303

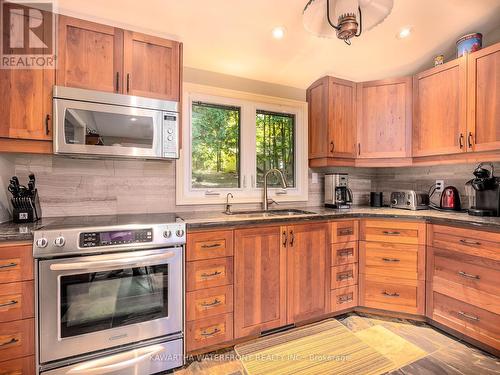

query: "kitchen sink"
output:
224 209 317 217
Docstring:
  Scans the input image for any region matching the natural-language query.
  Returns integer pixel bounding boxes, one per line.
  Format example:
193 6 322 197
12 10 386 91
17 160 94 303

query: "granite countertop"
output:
1 207 499 243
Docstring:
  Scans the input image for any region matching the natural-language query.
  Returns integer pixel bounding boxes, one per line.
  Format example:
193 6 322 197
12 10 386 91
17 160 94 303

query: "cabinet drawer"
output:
0 244 33 283
431 292 499 350
0 281 34 323
186 313 233 352
0 318 34 363
187 230 234 261
428 225 500 260
330 221 358 243
0 355 35 375
187 258 233 291
187 285 233 321
360 220 425 245
360 242 423 280
331 242 358 266
361 276 423 315
331 286 358 312
331 264 358 289
431 248 500 314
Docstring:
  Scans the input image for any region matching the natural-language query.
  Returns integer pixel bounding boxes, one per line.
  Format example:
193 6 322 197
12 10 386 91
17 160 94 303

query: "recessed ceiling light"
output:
397 26 412 39
272 26 286 40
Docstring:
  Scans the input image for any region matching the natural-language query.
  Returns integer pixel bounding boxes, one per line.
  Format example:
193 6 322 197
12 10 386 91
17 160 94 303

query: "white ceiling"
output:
58 0 500 89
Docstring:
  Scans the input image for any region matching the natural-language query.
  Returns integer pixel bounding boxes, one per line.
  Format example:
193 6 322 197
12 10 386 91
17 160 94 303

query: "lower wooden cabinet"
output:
186 313 234 352
0 318 34 363
0 355 35 375
331 285 358 311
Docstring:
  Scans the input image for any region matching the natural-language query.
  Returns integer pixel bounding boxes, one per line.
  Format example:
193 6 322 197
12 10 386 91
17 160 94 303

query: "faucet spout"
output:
263 169 288 211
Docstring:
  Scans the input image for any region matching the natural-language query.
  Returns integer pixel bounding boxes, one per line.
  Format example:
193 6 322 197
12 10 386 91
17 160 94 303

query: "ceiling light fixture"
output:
303 0 393 45
272 26 286 39
397 26 412 39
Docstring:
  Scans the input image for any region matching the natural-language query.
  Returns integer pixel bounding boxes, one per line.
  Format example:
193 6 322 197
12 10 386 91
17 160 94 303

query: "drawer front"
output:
186 258 233 291
187 285 233 321
360 242 421 280
361 220 425 245
187 230 234 261
0 355 35 375
429 225 500 261
331 242 358 266
331 286 358 312
0 281 34 323
331 221 358 243
331 264 358 289
431 292 500 350
186 313 233 352
0 318 34 363
0 245 33 283
362 277 422 314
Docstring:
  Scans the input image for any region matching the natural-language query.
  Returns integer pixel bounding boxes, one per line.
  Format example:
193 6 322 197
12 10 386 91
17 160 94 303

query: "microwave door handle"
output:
49 252 175 272
66 345 164 374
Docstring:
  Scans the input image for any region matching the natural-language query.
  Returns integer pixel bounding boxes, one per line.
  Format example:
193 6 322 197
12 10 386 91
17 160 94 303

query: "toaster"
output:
390 191 430 210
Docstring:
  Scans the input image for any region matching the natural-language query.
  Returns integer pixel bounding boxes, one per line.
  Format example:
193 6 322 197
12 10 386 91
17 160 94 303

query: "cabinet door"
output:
0 7 53 141
328 78 357 158
467 43 500 152
357 77 412 158
307 77 329 159
57 15 123 93
123 31 181 101
287 222 329 324
234 226 287 338
413 57 467 157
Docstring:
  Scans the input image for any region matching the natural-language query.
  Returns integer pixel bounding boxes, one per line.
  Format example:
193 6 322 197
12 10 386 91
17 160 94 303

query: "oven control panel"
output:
80 229 153 248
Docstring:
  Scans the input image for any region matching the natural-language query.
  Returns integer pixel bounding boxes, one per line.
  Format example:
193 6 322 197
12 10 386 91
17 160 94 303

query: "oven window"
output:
64 109 154 148
60 265 168 338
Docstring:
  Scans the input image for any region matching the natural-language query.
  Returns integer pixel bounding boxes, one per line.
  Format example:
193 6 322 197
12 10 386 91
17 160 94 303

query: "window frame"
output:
176 83 308 205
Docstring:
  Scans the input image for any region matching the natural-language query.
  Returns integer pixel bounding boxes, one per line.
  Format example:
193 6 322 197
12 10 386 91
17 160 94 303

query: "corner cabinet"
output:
307 76 357 164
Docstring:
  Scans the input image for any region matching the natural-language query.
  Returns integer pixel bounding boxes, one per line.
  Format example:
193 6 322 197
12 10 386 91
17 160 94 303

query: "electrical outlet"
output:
312 173 319 184
435 180 444 193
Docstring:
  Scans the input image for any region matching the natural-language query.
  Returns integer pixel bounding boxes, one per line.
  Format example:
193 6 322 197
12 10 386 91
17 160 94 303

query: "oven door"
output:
38 248 183 364
54 98 164 159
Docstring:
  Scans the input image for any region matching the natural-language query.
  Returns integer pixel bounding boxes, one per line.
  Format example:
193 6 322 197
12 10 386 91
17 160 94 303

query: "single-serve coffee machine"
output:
325 174 353 209
466 163 500 216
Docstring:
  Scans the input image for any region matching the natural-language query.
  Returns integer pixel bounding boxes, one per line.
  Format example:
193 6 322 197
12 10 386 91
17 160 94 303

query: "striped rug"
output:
234 319 394 375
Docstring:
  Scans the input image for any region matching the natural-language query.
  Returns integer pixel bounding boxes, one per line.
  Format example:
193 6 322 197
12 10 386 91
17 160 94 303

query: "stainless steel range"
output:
33 214 186 375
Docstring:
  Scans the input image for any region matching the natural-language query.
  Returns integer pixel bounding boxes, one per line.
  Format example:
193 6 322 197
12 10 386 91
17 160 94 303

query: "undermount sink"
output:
225 209 317 217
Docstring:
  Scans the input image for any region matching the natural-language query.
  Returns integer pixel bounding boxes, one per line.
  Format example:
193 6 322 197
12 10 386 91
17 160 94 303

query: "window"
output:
191 102 240 189
177 84 308 205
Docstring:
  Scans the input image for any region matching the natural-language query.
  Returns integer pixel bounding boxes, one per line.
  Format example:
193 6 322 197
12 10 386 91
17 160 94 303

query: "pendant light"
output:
303 0 394 45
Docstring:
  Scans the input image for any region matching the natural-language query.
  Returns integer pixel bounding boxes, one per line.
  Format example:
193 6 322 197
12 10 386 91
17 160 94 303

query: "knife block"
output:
11 190 42 223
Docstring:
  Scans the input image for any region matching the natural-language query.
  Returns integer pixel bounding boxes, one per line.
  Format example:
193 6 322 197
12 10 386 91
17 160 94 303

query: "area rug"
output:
234 319 395 375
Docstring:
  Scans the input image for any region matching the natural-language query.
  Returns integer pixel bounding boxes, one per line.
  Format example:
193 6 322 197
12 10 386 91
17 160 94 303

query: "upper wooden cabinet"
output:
57 15 182 101
413 56 468 157
307 76 356 160
57 15 123 93
123 31 181 100
467 43 500 153
356 77 412 159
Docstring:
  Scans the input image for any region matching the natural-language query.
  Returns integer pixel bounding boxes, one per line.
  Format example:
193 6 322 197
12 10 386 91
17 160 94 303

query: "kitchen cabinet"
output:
234 226 287 338
307 76 356 162
413 57 468 157
356 77 412 159
57 15 124 93
467 43 500 152
57 15 182 101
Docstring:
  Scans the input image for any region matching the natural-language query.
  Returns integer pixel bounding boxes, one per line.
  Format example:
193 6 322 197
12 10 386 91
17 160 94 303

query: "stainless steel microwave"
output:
53 86 179 159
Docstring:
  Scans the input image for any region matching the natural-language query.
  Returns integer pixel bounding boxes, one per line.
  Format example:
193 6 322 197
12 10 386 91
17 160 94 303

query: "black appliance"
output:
370 192 383 207
467 163 500 216
8 174 42 223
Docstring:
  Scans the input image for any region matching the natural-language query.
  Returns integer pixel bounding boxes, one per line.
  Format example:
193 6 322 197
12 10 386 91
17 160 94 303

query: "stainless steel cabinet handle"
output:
0 262 17 270
382 291 400 297
459 239 481 246
201 243 222 249
382 231 401 236
338 295 353 303
201 327 221 337
201 270 222 279
382 257 400 263
337 272 353 281
339 228 353 236
200 299 221 308
458 311 479 321
458 271 480 280
338 249 353 257
0 338 18 347
0 300 18 308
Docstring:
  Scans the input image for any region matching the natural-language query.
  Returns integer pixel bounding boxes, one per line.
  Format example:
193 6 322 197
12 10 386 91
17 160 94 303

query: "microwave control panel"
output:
80 228 153 248
162 112 179 158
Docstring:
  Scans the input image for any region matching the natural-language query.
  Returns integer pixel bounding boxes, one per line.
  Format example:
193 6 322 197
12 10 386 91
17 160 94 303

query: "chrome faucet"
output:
263 169 287 211
225 193 234 214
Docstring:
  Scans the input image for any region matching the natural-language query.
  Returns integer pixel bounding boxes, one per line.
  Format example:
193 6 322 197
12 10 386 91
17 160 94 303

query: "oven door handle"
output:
66 345 164 374
49 252 175 271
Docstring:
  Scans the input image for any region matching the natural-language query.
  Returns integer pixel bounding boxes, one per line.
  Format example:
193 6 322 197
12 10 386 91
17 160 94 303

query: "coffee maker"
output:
466 163 500 217
325 174 353 209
